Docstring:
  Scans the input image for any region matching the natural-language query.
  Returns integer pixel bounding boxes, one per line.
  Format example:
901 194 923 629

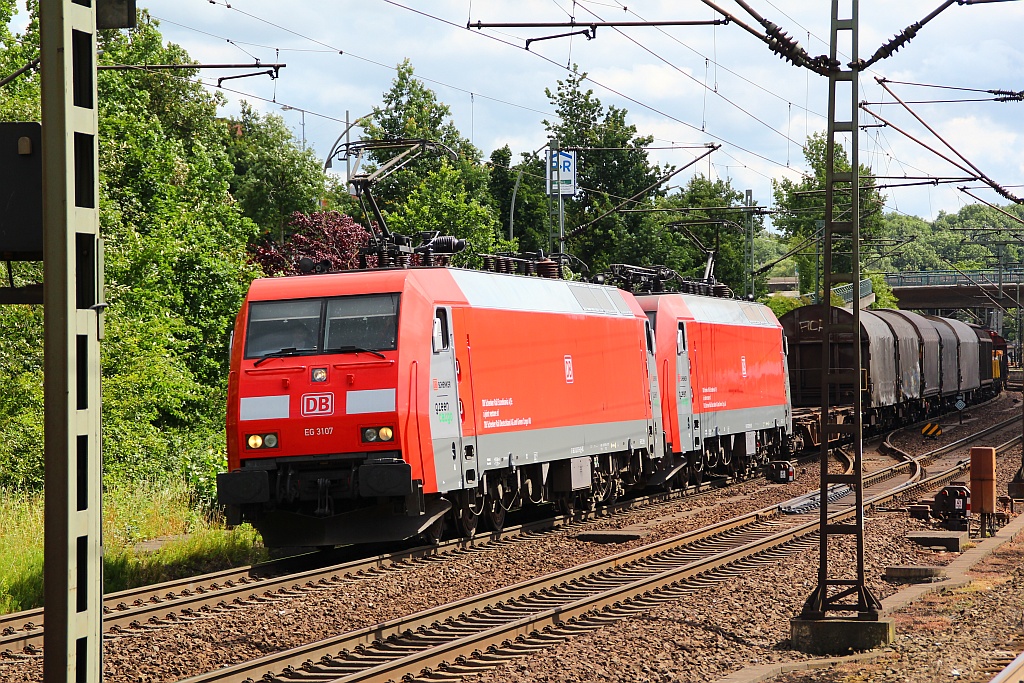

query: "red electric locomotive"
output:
219 267 667 547
637 292 792 486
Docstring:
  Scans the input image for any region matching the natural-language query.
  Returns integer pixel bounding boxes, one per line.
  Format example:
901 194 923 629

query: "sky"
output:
133 0 1024 226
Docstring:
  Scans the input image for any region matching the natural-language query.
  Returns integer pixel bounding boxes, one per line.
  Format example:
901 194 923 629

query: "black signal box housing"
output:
0 122 43 261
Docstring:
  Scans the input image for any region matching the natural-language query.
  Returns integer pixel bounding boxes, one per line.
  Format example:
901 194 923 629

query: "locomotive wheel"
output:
733 453 749 481
705 447 719 471
557 492 577 516
688 452 704 488
485 498 506 531
454 489 482 538
420 514 445 546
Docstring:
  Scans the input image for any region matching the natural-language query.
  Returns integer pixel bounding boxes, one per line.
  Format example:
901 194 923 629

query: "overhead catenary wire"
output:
567 145 720 239
383 0 807 170
873 77 1023 204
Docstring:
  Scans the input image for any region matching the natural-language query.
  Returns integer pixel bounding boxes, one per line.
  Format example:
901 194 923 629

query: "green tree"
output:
223 102 326 242
488 145 550 254
360 59 488 217
772 132 886 293
388 163 506 267
866 272 899 309
655 176 762 294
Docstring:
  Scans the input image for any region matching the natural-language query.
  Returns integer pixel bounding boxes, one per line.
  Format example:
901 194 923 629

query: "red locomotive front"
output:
220 269 457 546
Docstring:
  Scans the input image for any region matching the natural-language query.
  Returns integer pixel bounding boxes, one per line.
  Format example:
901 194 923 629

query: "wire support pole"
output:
801 0 882 622
41 1 105 682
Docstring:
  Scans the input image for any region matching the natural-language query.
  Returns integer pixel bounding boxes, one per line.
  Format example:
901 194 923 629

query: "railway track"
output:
172 421 1022 683
0 469 765 657
2 408 1012 667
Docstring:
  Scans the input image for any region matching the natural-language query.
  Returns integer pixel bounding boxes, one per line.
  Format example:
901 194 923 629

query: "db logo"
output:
301 392 334 416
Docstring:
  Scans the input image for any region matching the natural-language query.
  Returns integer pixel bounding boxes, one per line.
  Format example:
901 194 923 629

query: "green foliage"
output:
0 0 39 121
387 163 500 267
867 271 899 310
223 102 327 241
361 59 487 215
0 488 43 613
761 294 811 319
0 482 266 615
0 12 267 497
488 145 550 252
772 132 886 292
658 176 761 293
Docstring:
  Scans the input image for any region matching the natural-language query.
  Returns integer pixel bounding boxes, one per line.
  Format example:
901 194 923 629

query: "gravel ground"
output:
1 392 1020 683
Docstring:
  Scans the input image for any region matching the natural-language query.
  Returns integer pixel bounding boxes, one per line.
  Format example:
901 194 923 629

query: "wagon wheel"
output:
454 489 482 538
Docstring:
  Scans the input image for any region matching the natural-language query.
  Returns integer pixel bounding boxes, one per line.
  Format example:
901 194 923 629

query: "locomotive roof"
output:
635 292 781 328
246 267 642 318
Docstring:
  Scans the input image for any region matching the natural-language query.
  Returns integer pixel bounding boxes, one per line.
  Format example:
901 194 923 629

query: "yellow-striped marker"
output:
922 423 942 437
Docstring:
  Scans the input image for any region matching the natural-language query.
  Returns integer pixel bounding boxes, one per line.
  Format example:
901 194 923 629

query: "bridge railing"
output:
885 269 1024 287
810 278 873 304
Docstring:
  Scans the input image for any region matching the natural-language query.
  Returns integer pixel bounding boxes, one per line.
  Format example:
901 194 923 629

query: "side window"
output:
677 323 686 355
433 309 450 353
645 321 655 354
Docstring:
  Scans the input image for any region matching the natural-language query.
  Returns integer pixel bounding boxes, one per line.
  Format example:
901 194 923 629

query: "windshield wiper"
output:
253 347 314 367
326 345 387 359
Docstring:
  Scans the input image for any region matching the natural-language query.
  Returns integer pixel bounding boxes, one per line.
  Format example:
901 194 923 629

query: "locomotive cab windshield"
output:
244 293 400 359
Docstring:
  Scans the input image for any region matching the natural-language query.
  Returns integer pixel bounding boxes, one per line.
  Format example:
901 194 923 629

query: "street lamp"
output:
280 105 305 150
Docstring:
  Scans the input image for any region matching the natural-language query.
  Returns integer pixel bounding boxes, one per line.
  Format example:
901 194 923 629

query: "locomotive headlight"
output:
363 427 379 442
311 367 328 382
378 426 394 441
361 426 394 443
246 432 279 449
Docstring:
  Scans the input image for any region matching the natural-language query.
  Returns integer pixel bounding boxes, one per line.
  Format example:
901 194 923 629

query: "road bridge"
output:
886 270 1024 308
885 270 1023 333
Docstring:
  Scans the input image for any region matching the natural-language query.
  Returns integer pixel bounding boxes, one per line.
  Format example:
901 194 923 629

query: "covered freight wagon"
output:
779 305 899 426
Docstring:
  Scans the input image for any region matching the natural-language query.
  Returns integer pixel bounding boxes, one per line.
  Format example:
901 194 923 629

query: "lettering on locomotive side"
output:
433 398 454 425
301 392 334 416
432 378 452 390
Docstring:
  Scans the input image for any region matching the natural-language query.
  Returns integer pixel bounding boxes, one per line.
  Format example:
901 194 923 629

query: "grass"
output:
0 480 267 615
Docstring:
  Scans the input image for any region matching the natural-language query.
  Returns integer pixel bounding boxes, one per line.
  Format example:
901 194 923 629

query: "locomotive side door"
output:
428 307 466 492
675 322 697 453
644 320 665 457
